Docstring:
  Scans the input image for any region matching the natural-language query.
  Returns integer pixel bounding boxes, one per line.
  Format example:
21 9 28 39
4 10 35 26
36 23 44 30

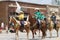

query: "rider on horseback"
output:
50 12 56 29
17 11 24 28
34 9 46 28
34 10 41 24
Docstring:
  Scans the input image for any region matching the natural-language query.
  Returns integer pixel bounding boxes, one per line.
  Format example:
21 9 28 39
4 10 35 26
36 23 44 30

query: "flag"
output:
16 2 21 13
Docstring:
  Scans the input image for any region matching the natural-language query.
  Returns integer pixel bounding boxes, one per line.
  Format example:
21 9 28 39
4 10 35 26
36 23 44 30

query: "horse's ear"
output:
16 12 19 15
15 17 20 21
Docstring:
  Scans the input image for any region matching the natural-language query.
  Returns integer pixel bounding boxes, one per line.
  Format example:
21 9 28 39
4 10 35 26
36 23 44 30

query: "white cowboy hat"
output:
20 11 23 12
34 8 40 10
18 11 24 14
51 12 55 13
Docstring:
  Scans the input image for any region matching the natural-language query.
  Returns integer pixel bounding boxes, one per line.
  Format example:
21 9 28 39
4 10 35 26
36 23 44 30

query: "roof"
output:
0 0 51 5
0 0 60 7
0 0 46 5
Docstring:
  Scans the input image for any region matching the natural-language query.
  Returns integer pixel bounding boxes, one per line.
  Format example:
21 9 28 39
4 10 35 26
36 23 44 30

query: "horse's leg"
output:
15 30 19 40
32 30 34 38
41 29 46 39
50 30 52 38
56 27 59 37
42 31 44 39
54 23 59 37
43 31 46 38
57 30 58 37
39 30 40 37
39 26 41 37
25 25 30 40
26 28 29 40
26 31 29 40
49 26 52 38
34 29 37 35
15 27 19 40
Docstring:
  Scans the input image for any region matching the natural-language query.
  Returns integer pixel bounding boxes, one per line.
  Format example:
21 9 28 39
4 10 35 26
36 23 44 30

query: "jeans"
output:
37 19 41 24
20 20 24 27
36 19 41 29
52 20 56 29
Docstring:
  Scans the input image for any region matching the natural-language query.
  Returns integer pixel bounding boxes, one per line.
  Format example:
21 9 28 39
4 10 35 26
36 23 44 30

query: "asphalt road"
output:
0 29 60 40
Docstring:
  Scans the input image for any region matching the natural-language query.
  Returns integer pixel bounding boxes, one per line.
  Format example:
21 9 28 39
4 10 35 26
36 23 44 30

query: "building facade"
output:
0 1 47 25
0 1 60 26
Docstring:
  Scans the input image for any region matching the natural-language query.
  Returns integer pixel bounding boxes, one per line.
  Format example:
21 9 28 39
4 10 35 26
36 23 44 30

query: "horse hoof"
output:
50 36 52 38
42 36 45 39
20 30 23 32
35 32 37 35
42 37 44 39
57 35 58 37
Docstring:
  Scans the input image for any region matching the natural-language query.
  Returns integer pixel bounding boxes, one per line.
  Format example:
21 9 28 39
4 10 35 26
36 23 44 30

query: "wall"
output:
0 1 47 25
0 2 9 25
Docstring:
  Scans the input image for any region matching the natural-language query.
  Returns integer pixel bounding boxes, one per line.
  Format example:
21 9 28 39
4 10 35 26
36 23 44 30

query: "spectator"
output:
1 21 4 30
5 24 8 33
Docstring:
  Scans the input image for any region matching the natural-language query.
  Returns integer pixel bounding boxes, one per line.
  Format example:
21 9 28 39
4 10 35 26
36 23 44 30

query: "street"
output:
0 29 60 40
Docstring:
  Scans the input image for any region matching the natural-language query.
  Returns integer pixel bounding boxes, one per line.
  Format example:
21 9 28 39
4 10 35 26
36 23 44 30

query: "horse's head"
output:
10 16 17 25
41 20 46 26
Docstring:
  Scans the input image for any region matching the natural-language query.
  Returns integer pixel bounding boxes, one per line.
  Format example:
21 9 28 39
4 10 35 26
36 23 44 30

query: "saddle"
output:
24 21 30 25
17 21 30 26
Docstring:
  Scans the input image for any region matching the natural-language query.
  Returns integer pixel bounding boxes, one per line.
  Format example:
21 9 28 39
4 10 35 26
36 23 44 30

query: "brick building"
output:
0 1 47 25
0 1 60 26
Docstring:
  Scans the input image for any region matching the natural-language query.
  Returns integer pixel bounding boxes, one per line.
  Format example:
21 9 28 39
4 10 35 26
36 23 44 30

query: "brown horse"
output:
9 16 19 40
29 15 47 38
9 16 30 40
41 20 47 38
29 15 38 38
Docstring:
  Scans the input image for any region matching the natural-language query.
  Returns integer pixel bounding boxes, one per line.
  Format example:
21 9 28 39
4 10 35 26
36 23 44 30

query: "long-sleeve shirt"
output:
17 13 24 20
51 15 56 21
40 14 46 20
34 11 42 20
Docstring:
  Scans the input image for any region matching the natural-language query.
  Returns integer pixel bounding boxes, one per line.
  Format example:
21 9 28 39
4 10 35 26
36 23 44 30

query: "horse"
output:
29 15 47 38
29 15 38 38
40 20 47 38
47 18 54 37
47 18 60 37
9 16 30 40
55 20 60 37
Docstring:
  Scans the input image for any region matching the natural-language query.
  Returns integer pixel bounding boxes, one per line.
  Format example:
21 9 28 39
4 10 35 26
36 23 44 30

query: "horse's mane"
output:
48 18 54 27
10 16 17 24
29 15 36 26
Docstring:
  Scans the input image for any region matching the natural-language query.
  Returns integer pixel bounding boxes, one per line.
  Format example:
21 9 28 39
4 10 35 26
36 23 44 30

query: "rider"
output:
50 12 56 29
34 10 42 25
17 11 24 28
40 13 46 20
34 9 46 28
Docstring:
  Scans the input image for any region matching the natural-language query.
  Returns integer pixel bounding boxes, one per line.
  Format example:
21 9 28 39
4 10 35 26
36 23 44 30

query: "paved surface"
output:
0 29 60 40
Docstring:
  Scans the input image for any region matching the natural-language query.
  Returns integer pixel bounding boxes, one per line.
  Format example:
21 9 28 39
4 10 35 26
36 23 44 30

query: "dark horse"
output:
29 15 47 38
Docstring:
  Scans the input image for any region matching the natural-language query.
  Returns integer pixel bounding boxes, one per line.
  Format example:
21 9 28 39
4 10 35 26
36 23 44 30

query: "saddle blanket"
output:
17 21 30 25
24 21 30 25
